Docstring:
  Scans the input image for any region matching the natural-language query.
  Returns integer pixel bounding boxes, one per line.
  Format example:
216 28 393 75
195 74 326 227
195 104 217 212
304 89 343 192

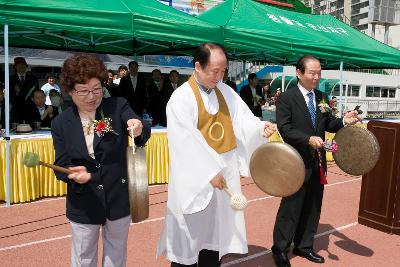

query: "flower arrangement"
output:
92 110 118 137
318 99 332 113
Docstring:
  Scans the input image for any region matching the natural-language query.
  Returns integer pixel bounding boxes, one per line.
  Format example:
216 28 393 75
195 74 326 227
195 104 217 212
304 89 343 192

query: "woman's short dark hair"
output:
194 42 227 69
296 55 320 74
46 73 56 80
60 53 108 93
118 65 128 72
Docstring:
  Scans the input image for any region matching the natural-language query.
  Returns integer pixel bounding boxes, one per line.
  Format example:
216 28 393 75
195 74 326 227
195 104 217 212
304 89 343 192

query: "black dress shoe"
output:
272 250 291 267
292 248 325 263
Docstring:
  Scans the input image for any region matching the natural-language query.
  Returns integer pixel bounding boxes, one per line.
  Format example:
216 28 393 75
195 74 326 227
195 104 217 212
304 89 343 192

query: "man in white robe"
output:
157 43 275 267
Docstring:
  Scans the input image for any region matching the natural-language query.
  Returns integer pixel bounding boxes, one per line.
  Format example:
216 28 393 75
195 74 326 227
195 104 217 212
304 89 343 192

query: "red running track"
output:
1 163 399 267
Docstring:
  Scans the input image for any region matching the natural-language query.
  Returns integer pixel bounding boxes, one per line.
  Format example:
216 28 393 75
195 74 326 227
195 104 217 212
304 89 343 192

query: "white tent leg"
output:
338 61 344 116
4 24 11 207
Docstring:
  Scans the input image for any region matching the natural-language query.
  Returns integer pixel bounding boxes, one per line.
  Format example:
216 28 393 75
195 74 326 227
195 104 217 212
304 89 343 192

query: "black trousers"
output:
272 166 324 252
170 249 221 267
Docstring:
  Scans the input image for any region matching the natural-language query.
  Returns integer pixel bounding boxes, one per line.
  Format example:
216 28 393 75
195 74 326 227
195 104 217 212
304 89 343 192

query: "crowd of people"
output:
0 56 190 129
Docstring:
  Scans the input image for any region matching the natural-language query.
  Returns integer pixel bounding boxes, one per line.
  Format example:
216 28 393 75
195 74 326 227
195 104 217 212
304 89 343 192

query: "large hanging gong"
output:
250 142 305 197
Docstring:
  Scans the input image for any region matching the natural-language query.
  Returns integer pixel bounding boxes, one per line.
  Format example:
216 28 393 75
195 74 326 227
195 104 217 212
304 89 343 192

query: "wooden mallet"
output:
23 152 73 174
221 180 248 210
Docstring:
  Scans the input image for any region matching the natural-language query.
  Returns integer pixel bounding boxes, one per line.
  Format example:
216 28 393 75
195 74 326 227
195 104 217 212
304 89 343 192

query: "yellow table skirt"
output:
1 128 351 203
0 138 66 203
0 132 170 203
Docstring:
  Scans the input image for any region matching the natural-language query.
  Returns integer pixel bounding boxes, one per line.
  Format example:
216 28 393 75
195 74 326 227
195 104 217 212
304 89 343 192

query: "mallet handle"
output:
40 161 73 174
223 186 234 198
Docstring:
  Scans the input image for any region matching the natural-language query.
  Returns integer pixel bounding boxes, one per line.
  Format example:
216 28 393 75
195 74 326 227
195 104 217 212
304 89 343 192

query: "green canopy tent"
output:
0 0 223 206
198 0 400 69
0 0 222 55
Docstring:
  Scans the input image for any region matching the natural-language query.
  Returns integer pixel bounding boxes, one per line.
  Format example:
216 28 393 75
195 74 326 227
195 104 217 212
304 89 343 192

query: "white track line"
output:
0 235 71 252
221 222 358 267
0 185 167 209
0 197 65 208
0 178 361 252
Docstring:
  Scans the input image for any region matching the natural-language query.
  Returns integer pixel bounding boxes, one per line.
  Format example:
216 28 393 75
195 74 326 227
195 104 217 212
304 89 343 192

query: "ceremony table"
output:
1 128 337 204
0 129 169 203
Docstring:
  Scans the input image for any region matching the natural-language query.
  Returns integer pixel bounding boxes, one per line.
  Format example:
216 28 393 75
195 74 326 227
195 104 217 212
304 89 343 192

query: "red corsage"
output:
92 111 119 137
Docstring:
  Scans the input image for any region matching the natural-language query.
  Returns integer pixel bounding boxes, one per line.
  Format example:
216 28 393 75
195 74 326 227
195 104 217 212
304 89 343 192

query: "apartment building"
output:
303 0 400 48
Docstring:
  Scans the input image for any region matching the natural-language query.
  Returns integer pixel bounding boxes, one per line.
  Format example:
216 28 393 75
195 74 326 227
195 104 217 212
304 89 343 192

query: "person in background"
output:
104 69 119 97
240 73 264 117
113 65 128 85
223 68 237 92
157 42 276 267
147 69 164 126
272 89 282 105
49 89 64 114
25 89 58 128
9 57 39 122
263 82 271 99
52 53 151 267
159 70 180 127
41 73 61 105
118 61 148 118
329 96 339 117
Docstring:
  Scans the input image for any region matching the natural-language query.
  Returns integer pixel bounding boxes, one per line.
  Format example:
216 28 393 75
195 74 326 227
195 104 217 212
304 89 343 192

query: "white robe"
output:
157 80 266 265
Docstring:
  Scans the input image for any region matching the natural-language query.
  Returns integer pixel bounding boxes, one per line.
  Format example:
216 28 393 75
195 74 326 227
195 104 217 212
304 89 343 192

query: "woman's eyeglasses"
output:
74 88 103 96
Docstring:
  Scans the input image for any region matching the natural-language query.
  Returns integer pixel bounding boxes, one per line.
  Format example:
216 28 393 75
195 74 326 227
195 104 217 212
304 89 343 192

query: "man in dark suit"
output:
147 69 164 126
9 57 39 122
118 61 148 117
240 73 264 117
271 55 360 267
159 70 180 127
25 89 58 128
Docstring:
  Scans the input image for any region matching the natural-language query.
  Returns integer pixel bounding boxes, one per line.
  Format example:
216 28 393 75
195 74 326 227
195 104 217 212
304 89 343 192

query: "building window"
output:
382 87 397 98
350 85 360 96
366 86 396 98
389 89 396 98
332 84 360 96
366 86 376 97
381 87 389 97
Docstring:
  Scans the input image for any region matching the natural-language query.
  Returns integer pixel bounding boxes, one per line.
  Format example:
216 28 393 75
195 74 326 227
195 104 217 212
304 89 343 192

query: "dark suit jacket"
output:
104 82 120 97
9 73 39 122
225 80 237 92
240 84 264 117
51 97 151 224
276 86 343 182
158 82 179 127
25 104 58 128
0 100 5 128
147 80 162 126
118 74 148 117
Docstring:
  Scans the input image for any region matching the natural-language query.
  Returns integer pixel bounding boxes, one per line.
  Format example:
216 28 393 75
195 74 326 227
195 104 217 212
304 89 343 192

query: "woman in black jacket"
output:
52 53 151 267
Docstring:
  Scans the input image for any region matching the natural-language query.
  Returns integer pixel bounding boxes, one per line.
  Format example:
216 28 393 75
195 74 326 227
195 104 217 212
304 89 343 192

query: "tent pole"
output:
339 61 344 116
4 24 11 207
344 81 349 111
242 60 246 84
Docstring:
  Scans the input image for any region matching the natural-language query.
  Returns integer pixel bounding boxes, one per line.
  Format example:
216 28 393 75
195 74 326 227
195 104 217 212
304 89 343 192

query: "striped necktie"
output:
307 92 316 128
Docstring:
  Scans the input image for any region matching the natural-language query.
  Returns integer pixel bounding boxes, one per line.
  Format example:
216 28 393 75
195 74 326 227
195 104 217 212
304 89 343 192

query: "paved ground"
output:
1 163 399 266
